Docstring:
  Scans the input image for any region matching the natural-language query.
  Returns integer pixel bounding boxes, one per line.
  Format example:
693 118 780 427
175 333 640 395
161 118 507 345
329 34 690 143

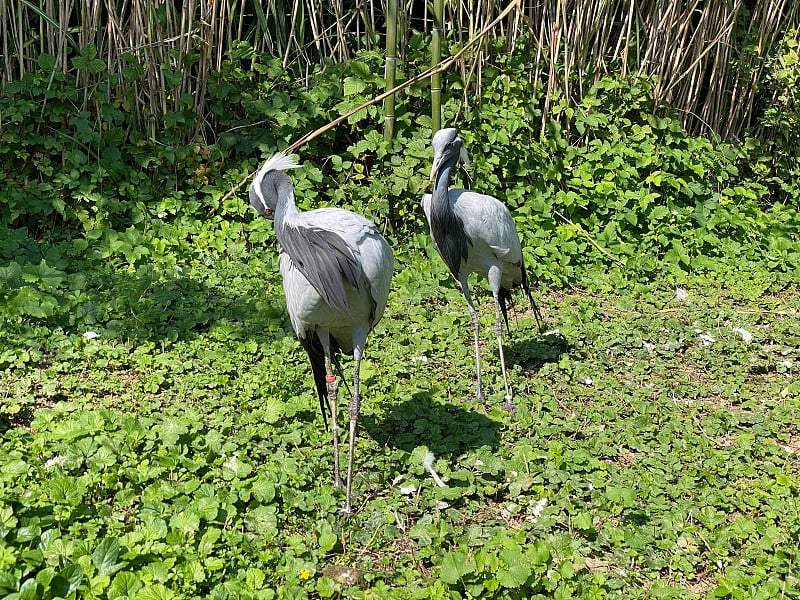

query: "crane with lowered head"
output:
249 152 394 516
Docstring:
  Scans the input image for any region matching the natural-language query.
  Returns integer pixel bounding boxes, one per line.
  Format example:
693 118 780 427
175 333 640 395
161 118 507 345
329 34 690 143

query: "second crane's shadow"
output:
362 391 499 455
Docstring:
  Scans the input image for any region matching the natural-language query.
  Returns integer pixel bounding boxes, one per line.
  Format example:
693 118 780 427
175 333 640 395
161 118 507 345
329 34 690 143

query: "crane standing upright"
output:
249 153 394 516
421 128 542 410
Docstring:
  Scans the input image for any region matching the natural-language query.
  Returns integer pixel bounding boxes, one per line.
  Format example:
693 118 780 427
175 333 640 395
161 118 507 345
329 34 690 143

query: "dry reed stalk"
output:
304 0 325 60
431 0 443 132
332 0 346 63
3 0 798 143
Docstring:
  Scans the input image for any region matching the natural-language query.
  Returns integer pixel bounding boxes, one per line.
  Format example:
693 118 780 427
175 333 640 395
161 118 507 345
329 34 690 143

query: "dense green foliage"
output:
1 34 800 599
2 38 799 283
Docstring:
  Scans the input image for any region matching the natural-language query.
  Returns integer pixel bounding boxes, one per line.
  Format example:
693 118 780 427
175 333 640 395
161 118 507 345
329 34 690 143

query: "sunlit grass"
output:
1 239 798 598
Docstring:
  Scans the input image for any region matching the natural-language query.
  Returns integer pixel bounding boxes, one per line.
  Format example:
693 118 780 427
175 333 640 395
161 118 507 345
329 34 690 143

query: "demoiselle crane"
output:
249 152 394 516
421 128 542 410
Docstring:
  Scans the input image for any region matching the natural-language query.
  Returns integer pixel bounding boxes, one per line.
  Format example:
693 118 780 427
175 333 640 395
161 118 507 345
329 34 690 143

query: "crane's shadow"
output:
362 390 500 456
359 330 569 457
506 329 571 371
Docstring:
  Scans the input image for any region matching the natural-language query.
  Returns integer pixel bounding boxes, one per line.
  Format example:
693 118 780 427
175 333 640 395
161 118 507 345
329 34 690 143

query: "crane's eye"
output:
444 142 452 149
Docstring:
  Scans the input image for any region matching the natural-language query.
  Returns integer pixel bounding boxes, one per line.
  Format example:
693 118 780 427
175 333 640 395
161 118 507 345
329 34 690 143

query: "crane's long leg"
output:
493 292 516 413
340 342 363 517
460 280 486 403
320 333 343 491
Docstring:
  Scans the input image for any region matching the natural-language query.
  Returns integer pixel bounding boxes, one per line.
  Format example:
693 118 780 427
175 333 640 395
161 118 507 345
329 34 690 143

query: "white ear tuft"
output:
260 152 301 173
251 152 301 193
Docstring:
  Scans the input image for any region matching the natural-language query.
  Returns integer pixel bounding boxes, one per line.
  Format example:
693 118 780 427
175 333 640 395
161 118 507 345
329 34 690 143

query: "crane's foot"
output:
476 388 487 404
502 395 518 414
337 504 353 518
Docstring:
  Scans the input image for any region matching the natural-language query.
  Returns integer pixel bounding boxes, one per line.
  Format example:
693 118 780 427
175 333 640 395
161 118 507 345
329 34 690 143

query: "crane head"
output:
429 128 470 182
249 152 301 219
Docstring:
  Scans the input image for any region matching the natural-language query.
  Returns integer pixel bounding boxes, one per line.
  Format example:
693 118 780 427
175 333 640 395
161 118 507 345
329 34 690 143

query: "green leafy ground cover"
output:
1 37 800 600
1 226 799 598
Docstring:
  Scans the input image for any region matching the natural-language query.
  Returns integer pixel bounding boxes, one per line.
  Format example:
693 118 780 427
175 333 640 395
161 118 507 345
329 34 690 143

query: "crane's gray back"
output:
279 208 391 322
277 221 362 314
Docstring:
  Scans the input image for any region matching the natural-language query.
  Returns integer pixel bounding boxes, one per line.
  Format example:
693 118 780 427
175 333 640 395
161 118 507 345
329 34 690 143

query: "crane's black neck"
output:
431 156 456 212
429 154 471 278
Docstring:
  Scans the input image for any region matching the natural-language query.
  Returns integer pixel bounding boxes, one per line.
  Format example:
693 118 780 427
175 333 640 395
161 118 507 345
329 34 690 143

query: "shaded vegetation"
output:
3 1 799 139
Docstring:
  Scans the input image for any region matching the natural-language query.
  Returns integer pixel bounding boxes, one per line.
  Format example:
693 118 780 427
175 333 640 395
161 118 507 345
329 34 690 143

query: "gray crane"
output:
421 128 542 410
249 152 394 516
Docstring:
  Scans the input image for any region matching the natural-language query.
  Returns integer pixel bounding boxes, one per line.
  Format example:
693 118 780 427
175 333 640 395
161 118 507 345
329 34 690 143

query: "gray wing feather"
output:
278 222 361 313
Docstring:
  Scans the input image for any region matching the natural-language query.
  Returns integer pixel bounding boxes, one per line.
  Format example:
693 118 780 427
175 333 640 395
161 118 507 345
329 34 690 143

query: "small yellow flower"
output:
299 568 311 581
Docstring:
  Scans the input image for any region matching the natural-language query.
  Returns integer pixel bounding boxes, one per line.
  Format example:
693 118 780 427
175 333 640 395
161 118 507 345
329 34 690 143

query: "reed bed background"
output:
1 0 798 141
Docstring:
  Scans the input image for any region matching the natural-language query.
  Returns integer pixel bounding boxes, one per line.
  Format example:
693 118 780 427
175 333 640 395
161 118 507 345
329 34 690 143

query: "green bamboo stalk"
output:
16 1 26 78
252 0 271 56
431 0 444 133
383 0 398 141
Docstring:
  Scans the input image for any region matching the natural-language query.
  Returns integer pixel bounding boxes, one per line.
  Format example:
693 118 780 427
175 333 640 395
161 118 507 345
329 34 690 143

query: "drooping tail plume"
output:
519 256 544 332
298 332 348 429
